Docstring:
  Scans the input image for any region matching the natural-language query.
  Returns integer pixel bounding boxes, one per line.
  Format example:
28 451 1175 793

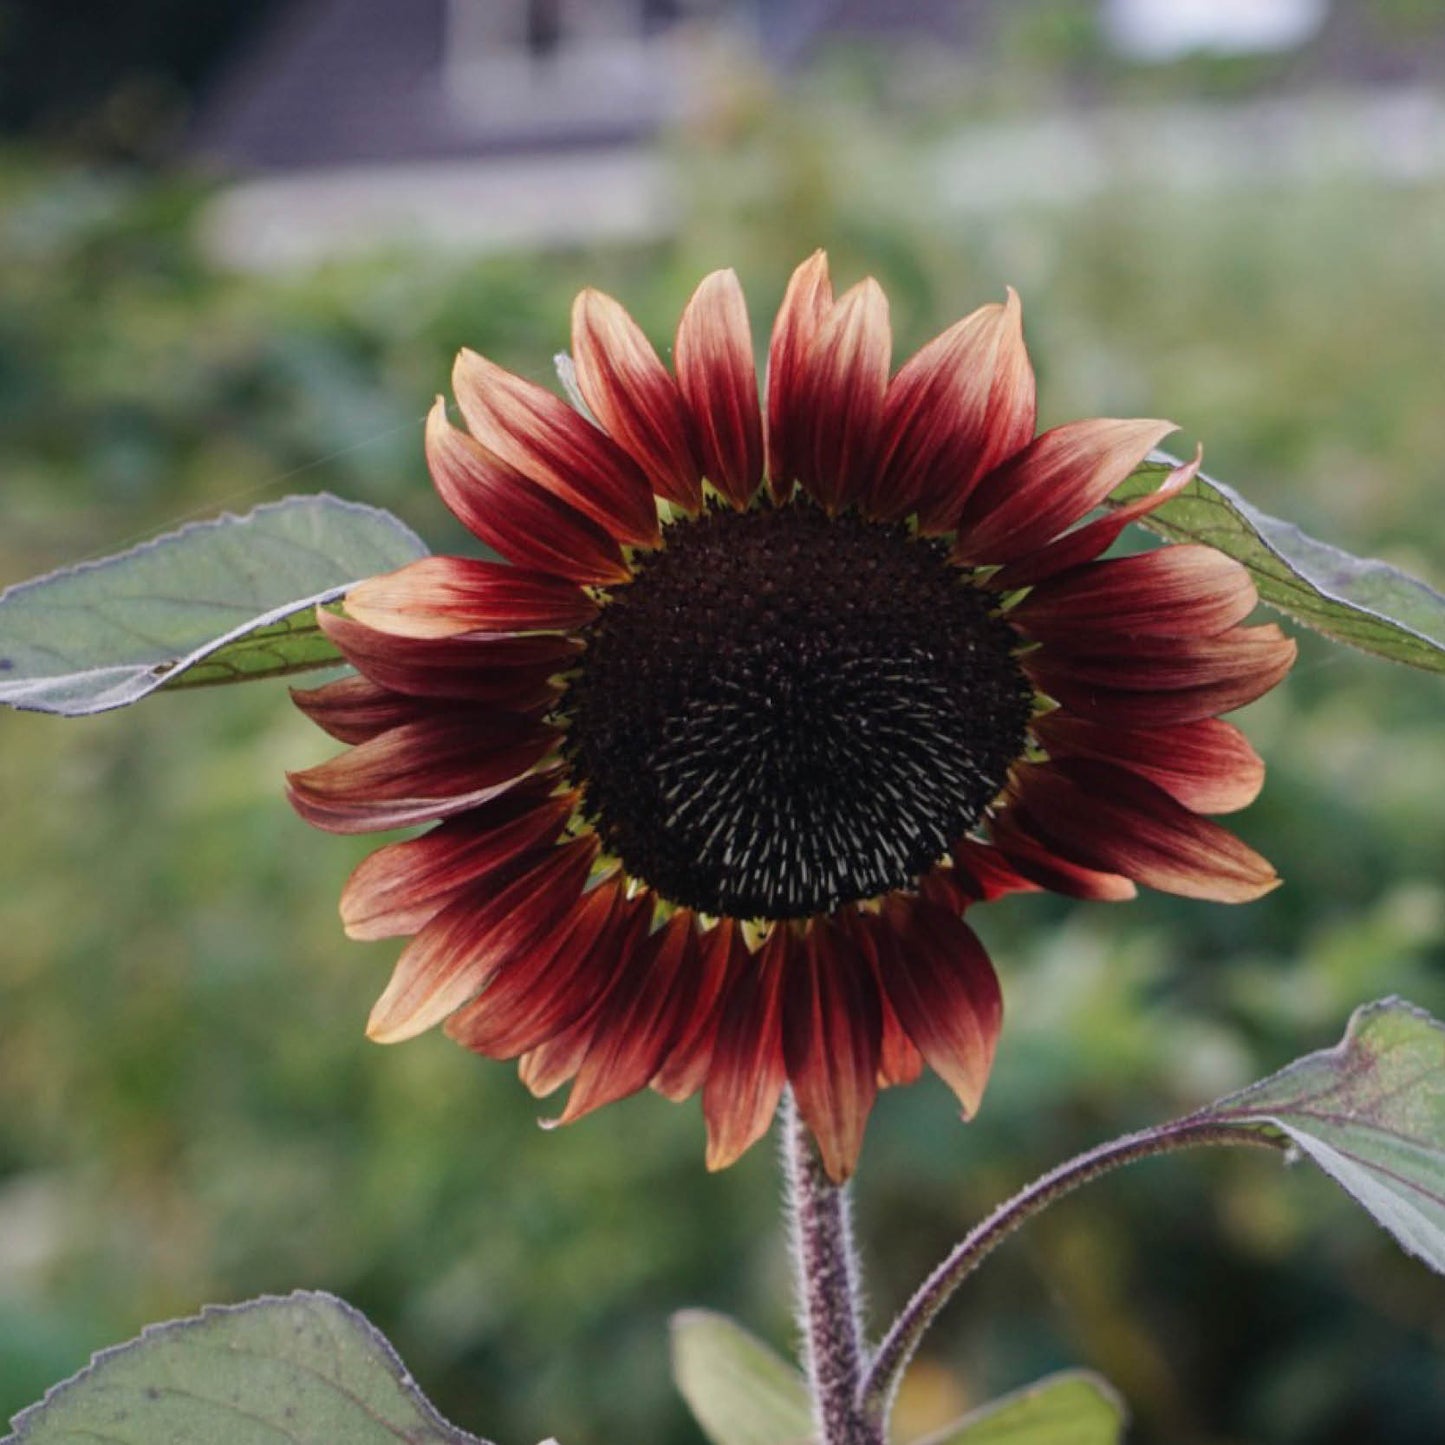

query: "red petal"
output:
789 278 891 514
1027 623 1296 696
572 288 701 512
947 838 1044 903
319 609 577 704
339 781 576 940
782 921 881 1182
1012 759 1280 902
955 417 1176 565
345 556 597 639
984 807 1138 901
989 446 1202 590
872 898 1002 1117
425 399 628 585
445 876 626 1059
675 270 764 509
765 250 833 501
558 909 705 1123
290 675 431 744
518 894 655 1097
1012 544 1256 642
703 927 790 1171
652 919 748 1102
1032 713 1265 814
841 908 925 1088
285 711 557 834
453 349 659 548
875 290 1035 526
367 835 599 1043
918 865 975 913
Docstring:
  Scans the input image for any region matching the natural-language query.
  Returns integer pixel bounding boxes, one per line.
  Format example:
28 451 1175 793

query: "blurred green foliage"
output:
3 71 1445 1445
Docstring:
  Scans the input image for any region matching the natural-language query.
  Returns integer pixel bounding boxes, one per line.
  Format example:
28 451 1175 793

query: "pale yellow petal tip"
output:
366 993 432 1045
424 395 451 433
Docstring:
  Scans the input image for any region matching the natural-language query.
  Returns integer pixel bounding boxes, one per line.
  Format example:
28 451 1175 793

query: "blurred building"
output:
193 0 1445 268
192 0 999 266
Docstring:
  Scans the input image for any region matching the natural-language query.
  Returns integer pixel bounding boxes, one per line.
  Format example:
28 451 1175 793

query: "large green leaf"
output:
915 1371 1126 1445
1191 998 1445 1272
1114 457 1445 672
670 1310 813 1445
3 1291 487 1445
0 494 427 715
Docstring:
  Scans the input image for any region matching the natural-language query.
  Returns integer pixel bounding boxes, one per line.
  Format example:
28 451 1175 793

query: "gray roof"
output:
192 0 656 172
191 0 988 173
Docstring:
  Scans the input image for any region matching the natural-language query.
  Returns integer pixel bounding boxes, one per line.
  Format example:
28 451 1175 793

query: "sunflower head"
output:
288 253 1294 1182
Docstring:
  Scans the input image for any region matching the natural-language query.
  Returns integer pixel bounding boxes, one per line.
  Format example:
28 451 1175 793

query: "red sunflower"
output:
288 253 1295 1183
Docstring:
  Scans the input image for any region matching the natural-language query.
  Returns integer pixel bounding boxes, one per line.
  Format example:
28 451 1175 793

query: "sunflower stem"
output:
781 1093 882 1445
857 1119 1286 1428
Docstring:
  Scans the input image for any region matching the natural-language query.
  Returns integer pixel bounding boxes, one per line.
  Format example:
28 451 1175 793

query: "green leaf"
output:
915 1371 1127 1445
3 1290 488 1445
1193 997 1445 1272
0 494 428 716
670 1310 813 1445
1114 456 1445 672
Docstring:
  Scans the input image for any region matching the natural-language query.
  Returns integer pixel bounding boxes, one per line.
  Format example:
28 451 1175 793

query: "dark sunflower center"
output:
558 504 1033 920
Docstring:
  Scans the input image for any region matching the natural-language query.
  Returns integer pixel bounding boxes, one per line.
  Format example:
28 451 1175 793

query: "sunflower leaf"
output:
1114 456 1445 672
1186 997 1445 1273
3 1290 489 1445
670 1310 813 1445
913 1370 1127 1445
0 494 428 716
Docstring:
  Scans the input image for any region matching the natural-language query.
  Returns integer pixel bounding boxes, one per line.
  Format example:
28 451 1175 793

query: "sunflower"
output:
288 254 1294 1182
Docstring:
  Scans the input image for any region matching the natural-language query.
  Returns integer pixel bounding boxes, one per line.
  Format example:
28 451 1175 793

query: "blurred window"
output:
1105 0 1328 61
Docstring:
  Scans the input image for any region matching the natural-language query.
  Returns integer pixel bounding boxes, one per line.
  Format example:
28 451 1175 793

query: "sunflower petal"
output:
425 399 628 584
703 927 789 1171
1027 622 1297 695
1012 759 1280 902
572 288 702 511
340 782 575 940
652 919 746 1101
319 609 577 704
1012 544 1257 642
766 250 834 500
985 808 1138 901
947 839 1045 903
1032 714 1265 814
872 899 1003 1118
783 921 881 1182
345 556 597 639
366 836 599 1043
289 675 431 744
989 445 1202 589
876 290 1035 526
518 894 656 1097
675 270 764 508
956 417 1176 564
790 278 891 514
285 712 556 834
453 349 659 547
559 910 704 1123
445 877 625 1059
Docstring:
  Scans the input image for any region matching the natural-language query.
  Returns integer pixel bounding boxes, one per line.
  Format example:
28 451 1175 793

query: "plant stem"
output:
858 1119 1284 1428
781 1093 883 1445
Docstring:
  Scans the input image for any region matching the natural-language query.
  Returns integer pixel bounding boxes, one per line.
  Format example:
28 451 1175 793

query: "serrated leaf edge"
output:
3 1288 488 1445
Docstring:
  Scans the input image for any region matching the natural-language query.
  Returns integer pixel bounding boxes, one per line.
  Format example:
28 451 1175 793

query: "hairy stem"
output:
782 1094 883 1445
859 1119 1285 1427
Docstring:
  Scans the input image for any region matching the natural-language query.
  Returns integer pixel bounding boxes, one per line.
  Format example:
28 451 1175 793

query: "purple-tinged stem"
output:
859 1119 1285 1429
781 1093 883 1445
